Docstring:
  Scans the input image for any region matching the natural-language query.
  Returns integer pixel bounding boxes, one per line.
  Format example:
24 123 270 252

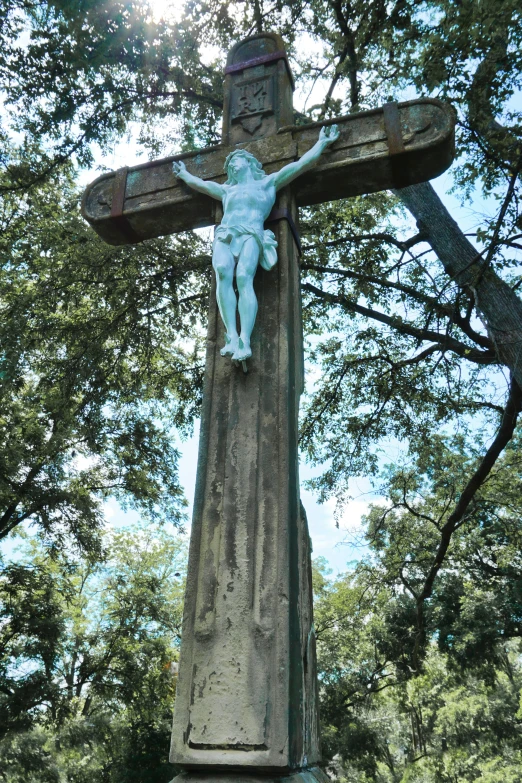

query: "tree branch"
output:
302 262 493 349
302 282 496 365
413 377 522 667
302 230 426 254
394 181 522 387
468 28 522 171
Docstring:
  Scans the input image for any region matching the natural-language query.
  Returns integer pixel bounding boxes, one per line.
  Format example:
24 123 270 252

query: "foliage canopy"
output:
1 0 522 780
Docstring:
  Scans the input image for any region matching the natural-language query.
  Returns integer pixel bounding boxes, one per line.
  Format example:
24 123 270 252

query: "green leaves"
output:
0 524 186 782
0 153 212 549
0 3 521 780
315 552 522 780
1 1 225 189
312 427 522 779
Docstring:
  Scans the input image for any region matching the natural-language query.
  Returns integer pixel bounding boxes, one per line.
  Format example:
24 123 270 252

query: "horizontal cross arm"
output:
81 134 297 245
82 99 455 246
293 98 455 208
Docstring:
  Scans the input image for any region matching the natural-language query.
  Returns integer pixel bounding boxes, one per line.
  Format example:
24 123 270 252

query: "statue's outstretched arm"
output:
173 161 224 201
271 125 340 191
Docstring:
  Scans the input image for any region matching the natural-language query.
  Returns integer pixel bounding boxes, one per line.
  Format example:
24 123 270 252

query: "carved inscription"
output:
232 76 274 135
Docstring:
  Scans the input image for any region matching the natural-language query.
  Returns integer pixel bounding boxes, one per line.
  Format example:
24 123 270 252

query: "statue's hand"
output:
172 160 187 179
319 124 340 145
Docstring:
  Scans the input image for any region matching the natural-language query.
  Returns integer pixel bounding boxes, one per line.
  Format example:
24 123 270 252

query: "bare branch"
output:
302 231 427 254
413 377 522 666
302 282 497 365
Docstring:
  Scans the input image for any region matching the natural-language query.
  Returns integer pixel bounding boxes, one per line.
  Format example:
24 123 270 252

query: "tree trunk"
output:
395 181 522 388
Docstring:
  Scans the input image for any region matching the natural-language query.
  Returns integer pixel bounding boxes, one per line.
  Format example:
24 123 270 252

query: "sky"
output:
4 0 518 575
94 1 506 575
103 421 372 576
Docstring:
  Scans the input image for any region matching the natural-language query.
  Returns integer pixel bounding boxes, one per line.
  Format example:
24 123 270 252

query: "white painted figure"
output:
173 125 340 362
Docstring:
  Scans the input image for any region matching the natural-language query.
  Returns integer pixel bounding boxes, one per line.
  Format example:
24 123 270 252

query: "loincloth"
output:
213 224 278 271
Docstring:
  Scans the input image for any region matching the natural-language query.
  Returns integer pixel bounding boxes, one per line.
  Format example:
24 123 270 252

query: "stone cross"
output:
83 32 454 783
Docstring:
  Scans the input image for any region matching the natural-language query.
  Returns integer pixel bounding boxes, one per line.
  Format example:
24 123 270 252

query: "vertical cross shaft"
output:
170 34 325 782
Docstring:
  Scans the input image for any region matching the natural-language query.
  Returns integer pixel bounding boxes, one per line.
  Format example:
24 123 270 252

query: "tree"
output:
313 436 522 780
0 157 211 550
0 523 186 783
0 1 224 189
1 0 522 778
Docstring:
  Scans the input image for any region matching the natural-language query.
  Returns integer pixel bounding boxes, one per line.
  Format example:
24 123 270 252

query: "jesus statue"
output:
173 124 339 362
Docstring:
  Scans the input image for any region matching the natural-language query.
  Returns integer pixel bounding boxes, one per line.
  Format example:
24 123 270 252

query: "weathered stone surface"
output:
81 99 454 246
294 98 454 205
169 184 319 769
170 766 330 783
168 33 321 771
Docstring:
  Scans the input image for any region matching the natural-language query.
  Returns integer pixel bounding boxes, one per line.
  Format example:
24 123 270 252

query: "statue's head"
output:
224 149 266 184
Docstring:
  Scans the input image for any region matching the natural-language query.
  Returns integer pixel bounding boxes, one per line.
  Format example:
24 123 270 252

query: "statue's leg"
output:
213 239 238 356
234 237 260 361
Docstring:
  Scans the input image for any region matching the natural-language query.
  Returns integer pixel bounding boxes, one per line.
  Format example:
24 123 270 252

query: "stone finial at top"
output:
222 33 295 145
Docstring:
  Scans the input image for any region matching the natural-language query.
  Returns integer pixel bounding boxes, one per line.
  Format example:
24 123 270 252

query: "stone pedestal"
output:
170 33 322 778
172 769 329 783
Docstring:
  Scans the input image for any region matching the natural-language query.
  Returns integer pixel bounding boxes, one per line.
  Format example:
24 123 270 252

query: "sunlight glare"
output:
148 0 184 23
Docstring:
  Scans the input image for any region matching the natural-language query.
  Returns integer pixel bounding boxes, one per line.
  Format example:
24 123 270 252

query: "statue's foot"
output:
220 334 238 357
232 338 252 362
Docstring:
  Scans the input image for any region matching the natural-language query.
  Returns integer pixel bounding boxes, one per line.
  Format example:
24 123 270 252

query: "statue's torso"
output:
221 179 275 232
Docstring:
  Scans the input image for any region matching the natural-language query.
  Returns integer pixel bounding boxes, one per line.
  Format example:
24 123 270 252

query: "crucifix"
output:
173 124 339 364
83 32 454 783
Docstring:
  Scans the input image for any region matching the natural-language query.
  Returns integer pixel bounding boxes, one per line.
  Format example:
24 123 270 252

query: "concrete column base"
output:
171 767 330 783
